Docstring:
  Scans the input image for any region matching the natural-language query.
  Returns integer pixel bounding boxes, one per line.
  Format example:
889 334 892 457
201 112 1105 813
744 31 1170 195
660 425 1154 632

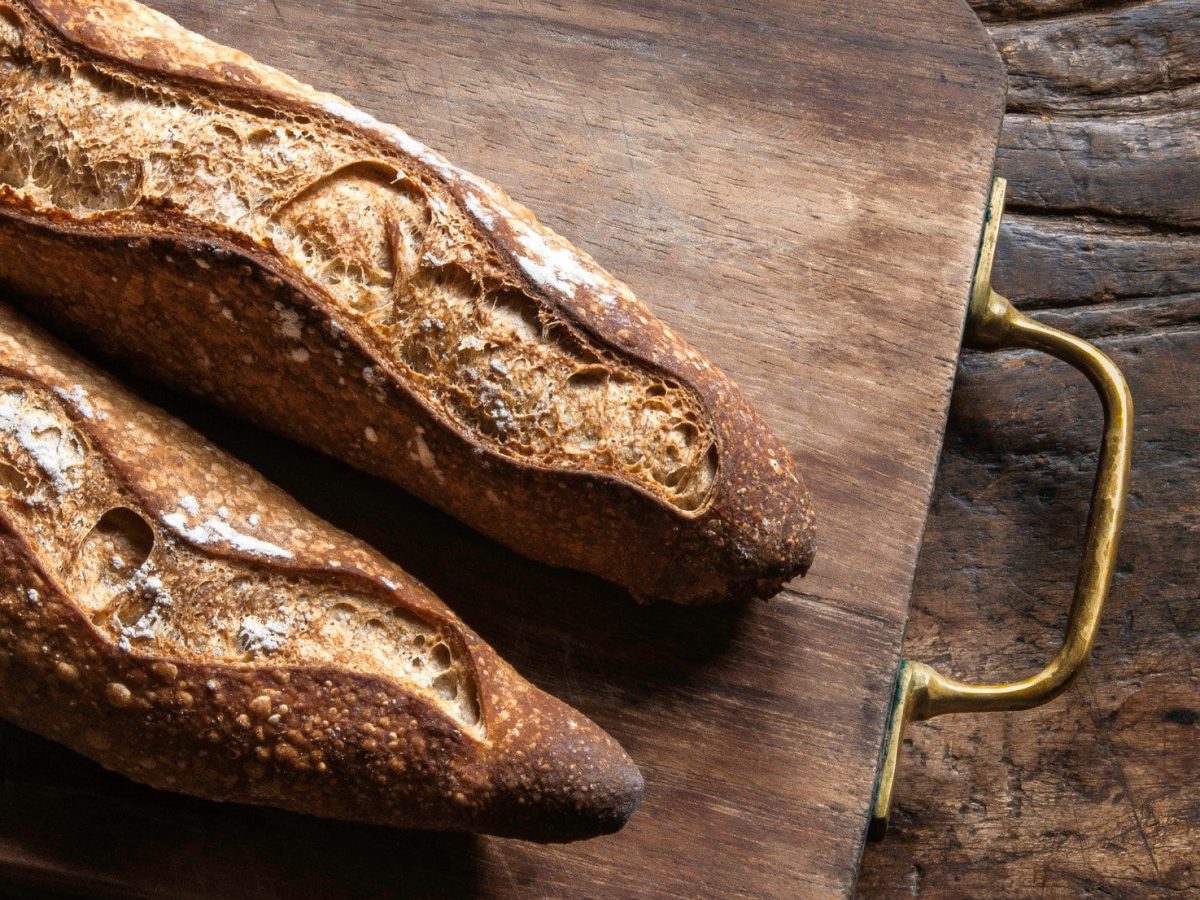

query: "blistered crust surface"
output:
0 1 719 512
0 372 483 735
0 0 817 604
0 304 643 839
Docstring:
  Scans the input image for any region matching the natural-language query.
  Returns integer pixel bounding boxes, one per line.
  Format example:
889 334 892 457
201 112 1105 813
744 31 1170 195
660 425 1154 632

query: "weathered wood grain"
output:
971 0 1148 21
994 215 1200 309
990 0 1200 114
859 0 1199 893
999 110 1200 226
0 0 1006 896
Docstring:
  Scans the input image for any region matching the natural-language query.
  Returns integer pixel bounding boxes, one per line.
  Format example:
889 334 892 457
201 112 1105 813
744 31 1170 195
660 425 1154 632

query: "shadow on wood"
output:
0 718 480 899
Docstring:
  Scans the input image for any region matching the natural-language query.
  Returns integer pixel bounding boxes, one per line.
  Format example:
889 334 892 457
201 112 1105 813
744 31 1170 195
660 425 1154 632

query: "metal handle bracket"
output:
869 177 1134 839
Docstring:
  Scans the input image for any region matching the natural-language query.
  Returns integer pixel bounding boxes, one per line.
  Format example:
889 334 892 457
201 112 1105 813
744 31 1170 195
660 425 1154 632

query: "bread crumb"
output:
0 391 87 492
237 615 289 655
274 303 303 340
458 336 486 352
410 429 445 485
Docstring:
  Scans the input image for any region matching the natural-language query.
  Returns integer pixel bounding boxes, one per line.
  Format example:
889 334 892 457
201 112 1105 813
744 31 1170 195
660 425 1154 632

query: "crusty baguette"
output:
0 301 641 842
0 0 815 604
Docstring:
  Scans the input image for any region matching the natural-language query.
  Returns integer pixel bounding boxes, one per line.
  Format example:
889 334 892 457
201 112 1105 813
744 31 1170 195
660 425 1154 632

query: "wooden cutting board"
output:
0 1 1006 895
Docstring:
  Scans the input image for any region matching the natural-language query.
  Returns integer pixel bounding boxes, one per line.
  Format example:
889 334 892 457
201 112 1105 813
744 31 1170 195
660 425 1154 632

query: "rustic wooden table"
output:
859 0 1200 895
0 1 1190 895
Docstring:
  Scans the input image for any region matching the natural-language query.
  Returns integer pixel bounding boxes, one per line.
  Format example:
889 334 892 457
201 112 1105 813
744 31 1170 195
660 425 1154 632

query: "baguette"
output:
0 0 816 604
0 301 642 842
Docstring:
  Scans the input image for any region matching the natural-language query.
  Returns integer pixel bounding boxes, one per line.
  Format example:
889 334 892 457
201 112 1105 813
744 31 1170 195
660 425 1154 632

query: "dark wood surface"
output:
0 0 1007 896
859 0 1200 895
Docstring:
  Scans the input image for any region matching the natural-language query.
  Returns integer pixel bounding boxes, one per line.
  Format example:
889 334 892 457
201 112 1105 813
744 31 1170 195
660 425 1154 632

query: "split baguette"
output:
0 301 642 842
0 0 816 604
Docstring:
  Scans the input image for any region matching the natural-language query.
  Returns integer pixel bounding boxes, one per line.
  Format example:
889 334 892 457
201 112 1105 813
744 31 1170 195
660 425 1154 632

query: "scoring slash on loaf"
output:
0 0 815 604
0 303 643 842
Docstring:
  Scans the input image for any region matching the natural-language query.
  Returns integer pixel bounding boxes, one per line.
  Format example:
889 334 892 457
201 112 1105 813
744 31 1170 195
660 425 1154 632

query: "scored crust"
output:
0 0 815 603
0 303 642 841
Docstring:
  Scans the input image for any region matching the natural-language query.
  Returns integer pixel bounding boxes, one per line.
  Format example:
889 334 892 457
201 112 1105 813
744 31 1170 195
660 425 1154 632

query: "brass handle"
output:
869 178 1134 839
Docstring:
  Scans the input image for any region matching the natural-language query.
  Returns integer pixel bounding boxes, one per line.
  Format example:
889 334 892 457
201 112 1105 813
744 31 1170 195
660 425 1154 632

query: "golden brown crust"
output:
0 0 815 603
0 303 642 841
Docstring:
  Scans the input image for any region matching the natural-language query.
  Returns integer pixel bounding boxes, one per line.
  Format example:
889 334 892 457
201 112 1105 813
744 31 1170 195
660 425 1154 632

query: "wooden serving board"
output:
0 1 1005 896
